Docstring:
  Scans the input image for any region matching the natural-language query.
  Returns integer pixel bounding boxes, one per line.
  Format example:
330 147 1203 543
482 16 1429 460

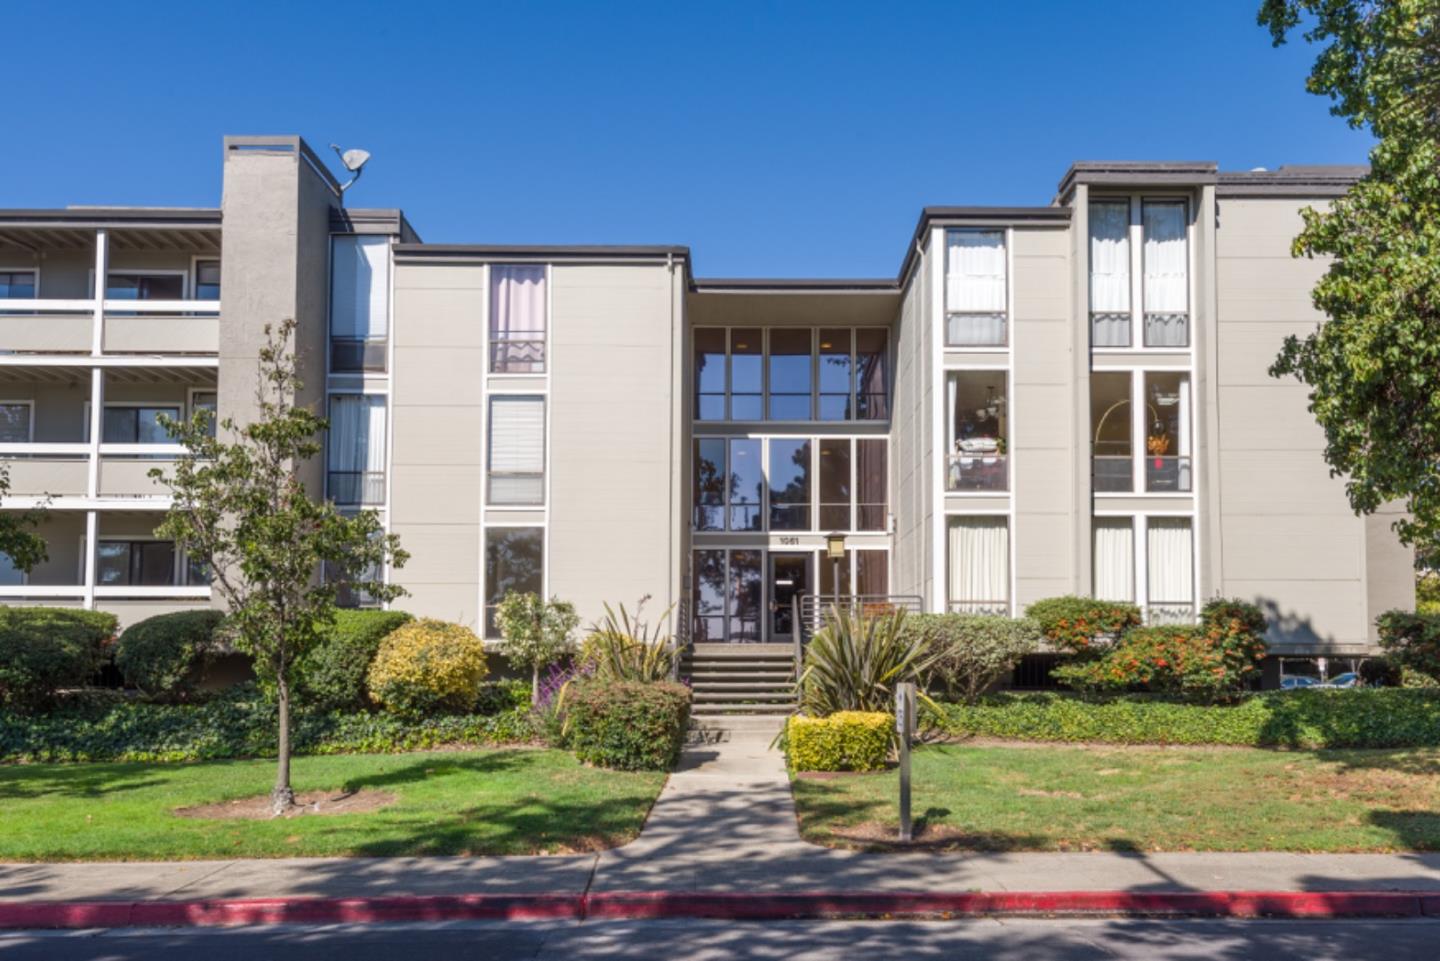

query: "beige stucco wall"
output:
1214 196 1412 650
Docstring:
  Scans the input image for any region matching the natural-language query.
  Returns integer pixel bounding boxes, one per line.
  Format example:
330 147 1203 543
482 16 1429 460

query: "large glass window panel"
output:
1092 518 1135 602
1089 200 1132 347
1142 201 1189 347
484 527 543 637
1091 372 1133 492
729 329 763 419
819 552 852 601
945 230 1007 346
194 260 221 301
0 402 31 443
768 438 811 530
487 395 545 505
1144 372 1192 492
729 549 762 642
328 395 388 506
100 406 181 445
947 516 1009 615
946 370 1008 492
0 271 36 299
817 328 852 421
96 540 176 587
767 328 813 419
818 438 851 530
694 328 727 421
855 328 889 419
1147 517 1194 624
490 265 547 373
692 550 727 641
855 550 889 597
106 273 184 300
856 438 887 531
728 438 763 531
693 438 726 531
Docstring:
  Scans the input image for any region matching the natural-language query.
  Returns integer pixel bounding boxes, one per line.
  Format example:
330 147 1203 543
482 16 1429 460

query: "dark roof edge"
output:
895 205 1070 289
394 243 690 264
1055 161 1219 203
692 278 899 293
331 208 422 242
0 208 222 228
1216 165 1367 199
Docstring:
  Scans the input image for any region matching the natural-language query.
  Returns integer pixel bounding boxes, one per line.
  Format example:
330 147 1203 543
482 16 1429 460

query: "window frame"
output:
0 267 38 300
1092 512 1199 625
486 394 547 508
326 392 389 508
488 263 550 376
191 256 221 301
944 368 1010 494
0 400 35 443
100 269 189 301
943 228 1010 349
83 401 184 446
482 524 545 638
1087 194 1194 353
1090 368 1195 498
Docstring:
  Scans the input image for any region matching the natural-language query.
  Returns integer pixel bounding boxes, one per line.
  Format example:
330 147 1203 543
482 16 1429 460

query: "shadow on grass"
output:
0 763 168 801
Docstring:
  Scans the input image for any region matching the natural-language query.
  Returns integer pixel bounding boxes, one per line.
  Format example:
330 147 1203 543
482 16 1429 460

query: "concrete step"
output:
692 680 796 692
686 671 794 681
692 702 795 716
687 713 789 737
692 691 796 703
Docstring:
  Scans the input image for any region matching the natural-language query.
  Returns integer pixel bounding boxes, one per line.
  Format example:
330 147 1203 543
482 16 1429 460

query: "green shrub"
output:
113 610 227 700
579 601 676 683
1360 656 1404 688
932 689 1440 749
495 592 578 699
475 678 533 714
1023 596 1141 656
1418 573 1440 616
787 711 891 772
1377 609 1440 679
367 619 489 716
910 613 1040 703
1054 621 1266 701
0 685 536 763
1200 597 1268 637
800 609 936 716
296 609 413 711
560 679 690 770
0 607 117 711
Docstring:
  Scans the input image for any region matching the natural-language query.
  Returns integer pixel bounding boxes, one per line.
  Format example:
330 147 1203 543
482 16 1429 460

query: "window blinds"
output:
488 396 545 504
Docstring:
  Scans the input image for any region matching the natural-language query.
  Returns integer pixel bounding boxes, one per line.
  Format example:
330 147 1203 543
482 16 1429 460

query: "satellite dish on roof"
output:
329 144 371 194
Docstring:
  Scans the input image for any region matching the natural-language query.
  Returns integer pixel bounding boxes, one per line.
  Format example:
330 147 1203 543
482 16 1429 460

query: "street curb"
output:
1 890 1437 929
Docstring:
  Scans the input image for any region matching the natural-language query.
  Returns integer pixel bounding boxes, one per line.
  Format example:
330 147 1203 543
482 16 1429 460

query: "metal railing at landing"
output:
790 592 925 678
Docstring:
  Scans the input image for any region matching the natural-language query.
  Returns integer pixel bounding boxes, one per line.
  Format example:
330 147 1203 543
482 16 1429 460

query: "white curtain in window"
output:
329 395 386 502
1093 519 1135 602
948 516 1009 605
1089 201 1131 312
489 396 545 504
490 265 546 339
1142 203 1188 313
945 230 1006 313
330 236 389 339
1146 517 1194 604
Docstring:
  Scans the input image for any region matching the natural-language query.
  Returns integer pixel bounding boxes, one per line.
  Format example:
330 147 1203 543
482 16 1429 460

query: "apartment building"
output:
0 137 1413 688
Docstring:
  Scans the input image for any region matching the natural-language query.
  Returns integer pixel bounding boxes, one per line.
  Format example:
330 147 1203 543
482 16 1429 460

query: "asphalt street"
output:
0 918 1435 960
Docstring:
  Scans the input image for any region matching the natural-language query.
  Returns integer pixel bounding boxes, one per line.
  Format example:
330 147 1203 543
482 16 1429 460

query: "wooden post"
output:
896 681 914 842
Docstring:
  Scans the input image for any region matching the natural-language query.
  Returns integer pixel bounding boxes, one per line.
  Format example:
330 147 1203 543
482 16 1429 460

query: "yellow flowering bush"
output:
366 619 488 715
787 711 892 772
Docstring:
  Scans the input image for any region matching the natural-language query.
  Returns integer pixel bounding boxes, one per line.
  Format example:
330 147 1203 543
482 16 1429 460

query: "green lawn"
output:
792 743 1440 853
0 748 665 861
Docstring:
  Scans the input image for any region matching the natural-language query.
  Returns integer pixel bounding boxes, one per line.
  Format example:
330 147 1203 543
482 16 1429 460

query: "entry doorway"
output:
769 552 812 644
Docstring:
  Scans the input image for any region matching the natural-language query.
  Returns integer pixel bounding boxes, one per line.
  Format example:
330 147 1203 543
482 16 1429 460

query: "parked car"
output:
1281 675 1319 690
1313 672 1361 689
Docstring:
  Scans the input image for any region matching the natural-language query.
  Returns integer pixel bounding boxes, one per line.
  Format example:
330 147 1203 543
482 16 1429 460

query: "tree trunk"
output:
532 665 541 704
271 671 296 815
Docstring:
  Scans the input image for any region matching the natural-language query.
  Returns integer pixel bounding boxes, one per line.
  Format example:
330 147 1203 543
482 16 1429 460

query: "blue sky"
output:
1 0 1366 277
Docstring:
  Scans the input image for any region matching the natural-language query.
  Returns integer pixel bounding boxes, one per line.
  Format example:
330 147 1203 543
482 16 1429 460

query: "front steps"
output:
683 643 796 722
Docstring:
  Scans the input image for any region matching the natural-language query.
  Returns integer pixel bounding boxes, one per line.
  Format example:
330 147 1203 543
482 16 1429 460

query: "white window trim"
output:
942 227 1011 350
1088 193 1194 353
485 393 547 508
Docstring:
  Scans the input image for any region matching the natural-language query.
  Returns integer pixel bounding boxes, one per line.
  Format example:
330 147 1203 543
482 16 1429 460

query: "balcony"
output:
0 298 219 356
0 445 88 496
947 451 1007 492
0 301 93 353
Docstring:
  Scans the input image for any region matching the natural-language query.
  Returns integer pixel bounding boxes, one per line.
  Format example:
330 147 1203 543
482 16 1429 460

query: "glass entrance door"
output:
769 552 811 644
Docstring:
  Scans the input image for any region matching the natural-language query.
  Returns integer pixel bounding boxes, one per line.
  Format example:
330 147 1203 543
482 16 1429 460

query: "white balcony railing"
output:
948 600 1011 617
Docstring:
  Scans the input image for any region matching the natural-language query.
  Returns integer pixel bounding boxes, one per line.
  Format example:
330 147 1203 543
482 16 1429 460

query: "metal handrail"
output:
791 592 925 679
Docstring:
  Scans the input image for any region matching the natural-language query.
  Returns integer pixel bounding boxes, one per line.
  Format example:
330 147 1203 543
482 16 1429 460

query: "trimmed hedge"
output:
367 619 488 716
562 680 691 771
787 711 891 772
0 687 536 764
297 609 414 711
113 610 227 700
931 689 1440 749
0 608 118 711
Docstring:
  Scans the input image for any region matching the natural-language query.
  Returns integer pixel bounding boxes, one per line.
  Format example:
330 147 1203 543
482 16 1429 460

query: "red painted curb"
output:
0 889 1432 929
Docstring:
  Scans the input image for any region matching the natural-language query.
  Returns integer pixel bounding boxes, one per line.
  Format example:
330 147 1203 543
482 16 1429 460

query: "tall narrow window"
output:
818 438 851 530
0 270 36 299
487 396 545 505
768 329 813 419
1091 372 1133 493
855 550 889 597
692 550 727 641
191 391 217 439
946 370 1008 492
1089 200 1131 347
855 328 889 419
194 260 221 301
1092 518 1135 602
728 438 763 531
945 230 1007 347
729 329 763 419
329 236 389 372
729 549 762 642
947 516 1009 615
1147 517 1194 624
1143 201 1189 347
489 264 546 373
1144 372 1192 492
817 328 852 420
820 552 852 600
855 438 887 531
484 527 543 636
693 438 726 530
694 328 726 421
328 394 387 505
768 438 811 530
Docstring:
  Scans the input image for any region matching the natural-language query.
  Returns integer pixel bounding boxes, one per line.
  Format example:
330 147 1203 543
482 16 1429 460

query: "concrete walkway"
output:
6 730 1440 904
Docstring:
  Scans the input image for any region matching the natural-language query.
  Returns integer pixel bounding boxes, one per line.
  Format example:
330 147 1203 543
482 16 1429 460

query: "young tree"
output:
1260 1 1440 565
495 592 579 701
0 465 47 577
152 320 407 813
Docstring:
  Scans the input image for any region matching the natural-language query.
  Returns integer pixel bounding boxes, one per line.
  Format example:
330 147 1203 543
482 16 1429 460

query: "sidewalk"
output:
5 729 1440 923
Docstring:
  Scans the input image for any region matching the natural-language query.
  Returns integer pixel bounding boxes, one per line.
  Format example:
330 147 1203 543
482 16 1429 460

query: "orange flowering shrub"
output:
1023 596 1142 656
